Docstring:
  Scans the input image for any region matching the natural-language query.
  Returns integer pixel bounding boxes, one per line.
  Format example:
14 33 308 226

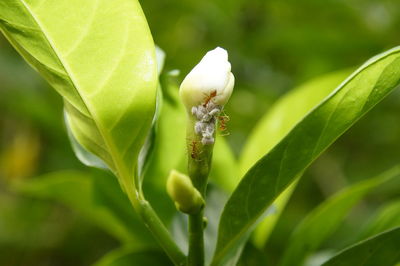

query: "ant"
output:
190 140 198 159
189 140 199 159
217 112 230 136
203 90 217 107
189 140 204 161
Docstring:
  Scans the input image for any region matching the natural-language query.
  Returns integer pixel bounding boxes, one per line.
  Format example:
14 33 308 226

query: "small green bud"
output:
167 170 205 214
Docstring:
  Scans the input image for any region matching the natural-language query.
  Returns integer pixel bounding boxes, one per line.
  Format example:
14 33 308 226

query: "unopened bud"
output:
166 170 204 214
180 47 234 110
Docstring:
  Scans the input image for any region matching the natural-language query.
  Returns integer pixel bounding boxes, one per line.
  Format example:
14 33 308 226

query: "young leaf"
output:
321 227 400 266
65 114 108 170
240 70 351 247
212 46 400 265
280 165 400 266
0 0 158 197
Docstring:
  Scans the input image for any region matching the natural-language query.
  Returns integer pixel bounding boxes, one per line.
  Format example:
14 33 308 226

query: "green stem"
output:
186 115 214 266
188 211 205 266
125 180 186 266
136 199 187 266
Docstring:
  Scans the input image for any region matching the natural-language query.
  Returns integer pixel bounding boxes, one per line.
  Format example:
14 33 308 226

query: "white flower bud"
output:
180 47 235 109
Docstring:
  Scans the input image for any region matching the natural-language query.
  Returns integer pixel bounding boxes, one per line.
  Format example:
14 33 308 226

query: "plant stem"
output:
186 116 214 266
136 199 187 266
125 180 186 266
188 211 205 266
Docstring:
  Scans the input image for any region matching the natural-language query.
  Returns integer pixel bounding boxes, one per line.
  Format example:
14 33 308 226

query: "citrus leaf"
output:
239 70 352 175
280 165 400 266
65 112 108 170
0 0 158 197
240 69 352 248
212 46 400 265
357 199 400 241
322 227 400 266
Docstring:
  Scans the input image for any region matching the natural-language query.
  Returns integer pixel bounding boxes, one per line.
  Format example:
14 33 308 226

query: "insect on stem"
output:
189 140 203 161
217 113 230 136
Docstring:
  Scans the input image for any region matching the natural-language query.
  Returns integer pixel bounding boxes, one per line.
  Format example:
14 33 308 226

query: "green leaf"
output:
94 247 172 266
236 243 269 266
357 199 400 241
240 69 352 248
280 165 400 266
211 136 240 192
137 46 166 180
141 74 187 222
239 70 352 175
0 0 158 197
14 170 154 247
64 45 165 173
322 227 400 266
65 114 108 170
212 46 400 265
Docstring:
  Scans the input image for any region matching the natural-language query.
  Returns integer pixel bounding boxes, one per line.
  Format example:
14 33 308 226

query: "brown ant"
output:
203 90 217 107
217 112 230 136
190 140 198 159
188 140 204 161
189 140 200 159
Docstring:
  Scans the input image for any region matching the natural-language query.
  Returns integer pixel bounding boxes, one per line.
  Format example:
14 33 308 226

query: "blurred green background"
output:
1 0 400 265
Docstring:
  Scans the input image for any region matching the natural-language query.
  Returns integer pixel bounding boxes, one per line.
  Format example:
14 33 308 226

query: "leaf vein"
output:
86 18 129 98
64 0 99 57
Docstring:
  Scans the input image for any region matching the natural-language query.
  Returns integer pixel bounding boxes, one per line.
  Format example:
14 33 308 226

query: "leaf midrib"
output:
19 0 131 183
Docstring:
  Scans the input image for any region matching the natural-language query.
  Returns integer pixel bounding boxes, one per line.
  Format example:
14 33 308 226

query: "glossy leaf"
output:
240 69 351 247
280 165 400 266
0 0 158 197
239 70 352 175
322 227 400 266
65 113 108 170
137 46 166 180
94 248 172 266
212 47 400 265
14 170 154 247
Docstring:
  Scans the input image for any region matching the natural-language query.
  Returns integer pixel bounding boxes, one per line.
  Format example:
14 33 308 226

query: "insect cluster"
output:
191 91 230 148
